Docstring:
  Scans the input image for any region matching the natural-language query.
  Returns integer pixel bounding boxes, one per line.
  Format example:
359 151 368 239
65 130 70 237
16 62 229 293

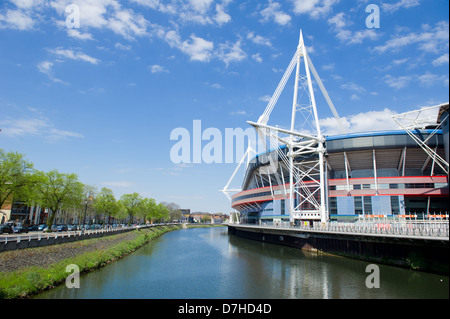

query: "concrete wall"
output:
228 225 449 275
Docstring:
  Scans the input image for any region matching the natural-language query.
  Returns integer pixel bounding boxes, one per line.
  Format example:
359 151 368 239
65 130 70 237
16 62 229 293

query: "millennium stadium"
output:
222 31 449 226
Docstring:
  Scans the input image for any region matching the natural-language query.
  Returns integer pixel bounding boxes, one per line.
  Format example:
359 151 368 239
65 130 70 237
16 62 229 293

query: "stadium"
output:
223 32 449 225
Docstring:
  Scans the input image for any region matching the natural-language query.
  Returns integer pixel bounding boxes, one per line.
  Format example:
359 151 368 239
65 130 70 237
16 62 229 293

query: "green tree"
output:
161 201 181 222
155 203 170 223
81 184 97 225
95 187 119 224
119 192 143 225
0 150 37 210
35 170 84 230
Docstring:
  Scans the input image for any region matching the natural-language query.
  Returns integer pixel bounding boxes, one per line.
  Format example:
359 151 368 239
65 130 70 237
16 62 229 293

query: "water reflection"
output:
35 227 448 299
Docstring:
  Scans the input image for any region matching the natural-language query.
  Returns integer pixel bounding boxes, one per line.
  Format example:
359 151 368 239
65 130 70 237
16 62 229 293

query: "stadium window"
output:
329 197 337 215
281 199 285 215
390 196 400 214
354 196 363 214
363 196 372 214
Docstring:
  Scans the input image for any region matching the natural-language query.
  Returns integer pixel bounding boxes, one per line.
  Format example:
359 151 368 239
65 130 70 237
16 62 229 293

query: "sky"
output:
0 0 448 215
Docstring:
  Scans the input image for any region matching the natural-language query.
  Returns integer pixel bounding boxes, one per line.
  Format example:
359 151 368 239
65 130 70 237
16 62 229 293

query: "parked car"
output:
42 224 57 232
13 225 29 233
67 224 76 231
57 225 68 232
28 225 39 231
38 224 47 231
0 223 14 234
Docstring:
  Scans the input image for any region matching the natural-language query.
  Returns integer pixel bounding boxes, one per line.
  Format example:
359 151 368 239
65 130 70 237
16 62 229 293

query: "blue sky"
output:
0 0 448 214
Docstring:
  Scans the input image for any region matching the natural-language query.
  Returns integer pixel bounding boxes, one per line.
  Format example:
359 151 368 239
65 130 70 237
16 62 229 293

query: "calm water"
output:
36 227 448 299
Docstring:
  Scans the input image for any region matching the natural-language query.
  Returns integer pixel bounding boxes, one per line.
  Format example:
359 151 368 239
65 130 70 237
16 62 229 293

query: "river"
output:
35 226 448 299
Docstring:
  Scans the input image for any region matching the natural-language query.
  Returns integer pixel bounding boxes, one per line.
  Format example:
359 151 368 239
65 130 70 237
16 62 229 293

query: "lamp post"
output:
82 192 92 234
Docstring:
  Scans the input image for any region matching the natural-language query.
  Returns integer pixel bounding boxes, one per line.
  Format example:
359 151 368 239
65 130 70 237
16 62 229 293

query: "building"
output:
231 103 449 225
0 201 48 225
224 33 448 225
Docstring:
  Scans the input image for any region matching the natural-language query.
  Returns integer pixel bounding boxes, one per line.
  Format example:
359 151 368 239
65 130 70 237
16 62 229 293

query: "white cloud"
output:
188 0 214 14
259 95 272 102
164 30 214 62
115 42 132 50
10 0 46 9
0 116 84 142
50 0 150 40
252 53 263 63
150 64 169 73
327 11 346 29
382 0 420 13
328 12 379 44
340 82 366 94
0 9 35 30
67 29 94 40
417 72 449 87
292 0 339 19
37 60 65 83
383 74 413 89
108 7 148 40
260 1 291 26
374 21 449 54
129 0 176 14
432 53 449 66
50 47 100 64
320 108 401 135
230 110 248 116
131 0 231 26
384 72 448 90
247 32 272 47
217 40 247 66
214 3 231 25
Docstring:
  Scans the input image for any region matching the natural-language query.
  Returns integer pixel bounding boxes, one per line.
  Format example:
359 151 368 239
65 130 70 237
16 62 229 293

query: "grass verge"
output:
0 225 180 299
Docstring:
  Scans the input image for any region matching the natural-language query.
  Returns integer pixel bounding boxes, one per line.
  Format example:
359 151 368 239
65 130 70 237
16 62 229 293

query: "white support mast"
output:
248 30 344 224
222 29 345 225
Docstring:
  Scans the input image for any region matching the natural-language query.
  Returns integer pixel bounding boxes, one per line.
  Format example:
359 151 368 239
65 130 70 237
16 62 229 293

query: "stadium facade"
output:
231 119 449 224
224 31 449 225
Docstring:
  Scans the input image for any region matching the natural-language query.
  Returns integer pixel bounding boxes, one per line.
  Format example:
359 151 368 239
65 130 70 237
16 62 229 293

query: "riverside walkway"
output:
0 223 181 251
228 218 449 241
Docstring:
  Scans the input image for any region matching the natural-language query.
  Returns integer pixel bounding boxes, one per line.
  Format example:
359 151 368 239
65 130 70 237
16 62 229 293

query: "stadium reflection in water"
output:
35 227 448 299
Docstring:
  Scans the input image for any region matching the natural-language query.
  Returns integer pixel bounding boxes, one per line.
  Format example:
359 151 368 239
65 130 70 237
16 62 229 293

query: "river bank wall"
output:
228 224 449 275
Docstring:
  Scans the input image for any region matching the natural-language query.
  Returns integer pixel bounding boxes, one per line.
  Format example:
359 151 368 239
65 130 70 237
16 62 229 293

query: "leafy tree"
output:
35 170 84 230
95 187 119 224
161 201 181 222
0 150 37 210
139 197 157 223
155 203 170 223
81 184 97 225
119 192 143 225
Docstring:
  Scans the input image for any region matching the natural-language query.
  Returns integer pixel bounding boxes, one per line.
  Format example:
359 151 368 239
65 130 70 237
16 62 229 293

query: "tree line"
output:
0 150 182 228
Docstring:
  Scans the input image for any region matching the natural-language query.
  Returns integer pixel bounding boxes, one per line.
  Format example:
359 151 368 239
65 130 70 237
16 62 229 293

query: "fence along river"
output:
35 226 449 299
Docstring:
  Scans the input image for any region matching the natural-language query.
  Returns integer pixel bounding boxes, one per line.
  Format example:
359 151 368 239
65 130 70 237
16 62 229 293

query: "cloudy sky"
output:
0 0 448 214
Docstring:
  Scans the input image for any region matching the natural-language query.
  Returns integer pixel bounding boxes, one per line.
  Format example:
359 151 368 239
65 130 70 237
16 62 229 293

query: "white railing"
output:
0 223 181 244
234 220 449 239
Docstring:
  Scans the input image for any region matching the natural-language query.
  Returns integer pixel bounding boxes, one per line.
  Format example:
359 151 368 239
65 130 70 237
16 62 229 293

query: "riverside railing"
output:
0 223 180 245
240 219 449 239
